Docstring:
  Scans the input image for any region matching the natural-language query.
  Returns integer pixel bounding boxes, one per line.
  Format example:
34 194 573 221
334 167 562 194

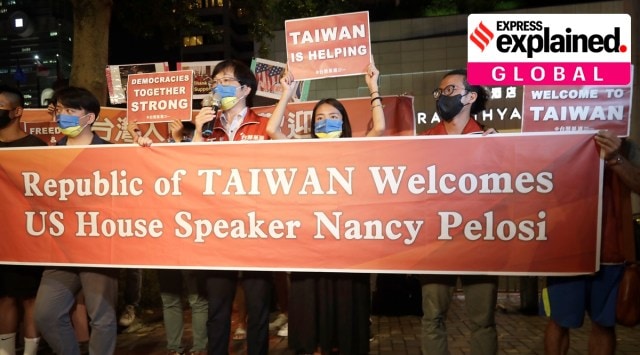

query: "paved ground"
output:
113 292 640 354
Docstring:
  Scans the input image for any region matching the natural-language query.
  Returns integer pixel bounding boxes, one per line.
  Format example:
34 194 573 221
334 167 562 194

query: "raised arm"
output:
266 70 299 140
365 61 385 137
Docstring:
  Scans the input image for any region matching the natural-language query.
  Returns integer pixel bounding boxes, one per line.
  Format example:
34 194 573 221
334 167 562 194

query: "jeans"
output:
420 275 498 355
34 268 118 355
158 269 208 352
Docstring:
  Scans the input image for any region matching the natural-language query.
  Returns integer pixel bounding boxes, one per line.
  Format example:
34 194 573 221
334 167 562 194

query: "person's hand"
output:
279 68 299 99
365 61 380 93
126 119 153 147
194 107 215 133
136 136 153 147
594 130 622 160
483 128 498 135
169 120 185 142
126 120 140 138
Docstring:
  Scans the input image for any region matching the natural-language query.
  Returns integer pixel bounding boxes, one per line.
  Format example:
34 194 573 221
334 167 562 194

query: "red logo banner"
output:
21 96 415 145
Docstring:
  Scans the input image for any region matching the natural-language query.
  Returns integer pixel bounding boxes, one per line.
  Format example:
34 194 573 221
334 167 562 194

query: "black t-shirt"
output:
57 132 111 146
0 134 47 148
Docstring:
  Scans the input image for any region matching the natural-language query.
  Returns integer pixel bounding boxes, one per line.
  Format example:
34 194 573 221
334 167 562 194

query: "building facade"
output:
0 0 72 107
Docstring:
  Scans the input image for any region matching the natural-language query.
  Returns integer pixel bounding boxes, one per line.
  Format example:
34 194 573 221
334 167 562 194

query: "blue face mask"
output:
56 114 81 128
315 119 343 133
56 113 89 137
314 119 343 138
213 84 238 99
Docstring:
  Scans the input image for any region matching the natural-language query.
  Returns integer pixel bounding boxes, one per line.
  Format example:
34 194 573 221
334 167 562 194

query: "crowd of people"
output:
0 55 638 355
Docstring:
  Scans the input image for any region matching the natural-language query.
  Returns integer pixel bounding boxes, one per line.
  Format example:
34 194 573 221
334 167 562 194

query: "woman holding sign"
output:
267 61 385 355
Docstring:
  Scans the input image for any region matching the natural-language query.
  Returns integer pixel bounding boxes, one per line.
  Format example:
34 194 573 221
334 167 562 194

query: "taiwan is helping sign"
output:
285 11 371 81
467 14 631 85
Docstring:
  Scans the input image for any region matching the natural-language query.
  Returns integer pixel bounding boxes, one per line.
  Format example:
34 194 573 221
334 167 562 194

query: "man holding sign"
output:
34 87 118 355
193 59 272 355
543 130 640 355
419 69 498 355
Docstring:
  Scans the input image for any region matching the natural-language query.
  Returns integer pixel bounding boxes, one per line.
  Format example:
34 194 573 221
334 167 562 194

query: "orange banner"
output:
252 95 415 138
285 11 371 80
20 96 415 144
0 133 601 275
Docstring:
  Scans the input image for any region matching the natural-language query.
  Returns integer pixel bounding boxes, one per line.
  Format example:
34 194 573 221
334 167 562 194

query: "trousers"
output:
205 271 271 355
419 274 498 355
158 269 208 352
34 268 118 355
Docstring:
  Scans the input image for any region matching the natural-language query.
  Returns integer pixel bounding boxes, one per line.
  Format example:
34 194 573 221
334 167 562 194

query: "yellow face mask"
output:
315 131 342 139
220 96 240 110
59 125 85 137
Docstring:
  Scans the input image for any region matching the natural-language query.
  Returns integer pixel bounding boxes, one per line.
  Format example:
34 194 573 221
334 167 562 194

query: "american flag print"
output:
254 62 284 93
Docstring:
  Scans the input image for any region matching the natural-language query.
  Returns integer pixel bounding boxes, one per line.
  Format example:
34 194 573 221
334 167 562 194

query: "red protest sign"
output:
285 11 371 81
521 84 632 137
126 70 193 123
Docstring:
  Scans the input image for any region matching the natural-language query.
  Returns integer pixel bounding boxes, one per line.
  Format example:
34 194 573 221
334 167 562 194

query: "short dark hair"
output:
54 86 101 117
212 59 257 107
310 98 352 138
442 69 489 115
0 84 25 108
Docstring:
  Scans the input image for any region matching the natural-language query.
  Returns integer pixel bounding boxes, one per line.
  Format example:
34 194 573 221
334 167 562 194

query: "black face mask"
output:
0 109 13 129
436 94 465 122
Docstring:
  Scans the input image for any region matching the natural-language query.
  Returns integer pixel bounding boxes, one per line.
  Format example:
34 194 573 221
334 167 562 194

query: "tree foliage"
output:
113 0 215 51
244 0 359 57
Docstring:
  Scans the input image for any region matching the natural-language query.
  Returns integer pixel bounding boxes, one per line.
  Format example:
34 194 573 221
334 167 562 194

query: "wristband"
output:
371 96 382 104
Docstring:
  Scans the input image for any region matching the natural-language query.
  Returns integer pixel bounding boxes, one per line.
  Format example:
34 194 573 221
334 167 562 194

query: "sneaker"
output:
269 313 288 331
118 305 136 327
277 322 288 337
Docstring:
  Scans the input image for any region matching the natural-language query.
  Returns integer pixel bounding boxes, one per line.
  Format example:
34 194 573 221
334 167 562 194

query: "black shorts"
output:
0 265 44 298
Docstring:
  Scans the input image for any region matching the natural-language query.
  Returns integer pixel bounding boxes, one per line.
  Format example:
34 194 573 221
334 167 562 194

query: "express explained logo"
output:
469 21 494 52
469 20 627 58
467 14 631 85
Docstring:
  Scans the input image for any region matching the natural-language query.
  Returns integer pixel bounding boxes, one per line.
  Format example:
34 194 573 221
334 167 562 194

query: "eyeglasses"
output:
210 77 239 87
433 85 467 99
